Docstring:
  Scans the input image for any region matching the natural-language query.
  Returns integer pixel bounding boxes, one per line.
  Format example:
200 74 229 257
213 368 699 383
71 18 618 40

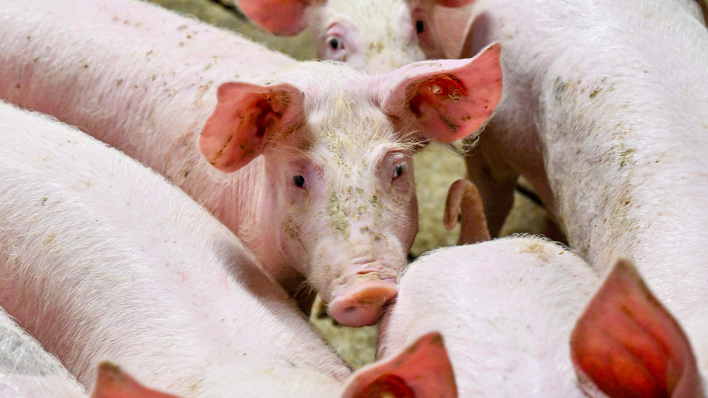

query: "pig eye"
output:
292 175 306 188
416 20 425 34
328 36 342 51
393 164 404 179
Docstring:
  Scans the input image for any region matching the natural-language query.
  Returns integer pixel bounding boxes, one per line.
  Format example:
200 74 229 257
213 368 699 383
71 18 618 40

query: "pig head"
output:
236 0 472 74
199 46 502 326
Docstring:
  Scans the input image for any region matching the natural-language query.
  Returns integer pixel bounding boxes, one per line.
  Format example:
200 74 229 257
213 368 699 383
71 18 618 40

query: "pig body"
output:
0 101 352 396
237 0 474 74
454 0 708 375
246 0 708 353
0 0 503 326
379 238 598 396
380 238 708 396
0 307 87 398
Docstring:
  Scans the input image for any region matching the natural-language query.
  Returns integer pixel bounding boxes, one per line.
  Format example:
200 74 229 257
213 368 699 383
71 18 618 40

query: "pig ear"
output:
199 82 305 173
380 42 502 143
91 362 182 398
570 259 703 398
237 0 316 35
342 332 458 398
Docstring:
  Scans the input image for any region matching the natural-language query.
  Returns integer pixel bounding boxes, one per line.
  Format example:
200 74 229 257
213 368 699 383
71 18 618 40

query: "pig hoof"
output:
328 282 397 327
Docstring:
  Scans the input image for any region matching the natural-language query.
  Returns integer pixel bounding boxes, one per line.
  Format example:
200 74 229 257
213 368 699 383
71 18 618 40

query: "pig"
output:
89 332 457 398
240 0 708 239
439 0 708 377
235 0 474 74
0 0 503 327
379 237 706 396
0 101 457 397
378 237 598 397
243 0 708 362
0 306 87 398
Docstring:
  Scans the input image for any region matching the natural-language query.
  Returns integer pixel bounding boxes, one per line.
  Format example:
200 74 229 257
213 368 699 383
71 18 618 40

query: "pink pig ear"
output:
342 332 458 398
199 82 305 173
90 362 182 398
570 259 703 398
380 42 502 143
237 0 317 35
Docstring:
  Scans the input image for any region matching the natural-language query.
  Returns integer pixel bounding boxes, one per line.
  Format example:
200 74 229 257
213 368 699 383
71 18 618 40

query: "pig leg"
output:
463 135 518 238
443 178 490 245
571 258 705 398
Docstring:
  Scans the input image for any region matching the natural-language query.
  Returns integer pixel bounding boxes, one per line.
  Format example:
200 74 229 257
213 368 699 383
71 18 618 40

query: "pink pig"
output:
379 238 706 396
0 102 456 397
236 0 475 74
89 332 457 398
241 0 708 361
436 0 708 377
0 0 503 326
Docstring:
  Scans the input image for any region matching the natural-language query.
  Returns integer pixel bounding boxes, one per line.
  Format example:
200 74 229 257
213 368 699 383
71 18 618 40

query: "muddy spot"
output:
328 193 350 235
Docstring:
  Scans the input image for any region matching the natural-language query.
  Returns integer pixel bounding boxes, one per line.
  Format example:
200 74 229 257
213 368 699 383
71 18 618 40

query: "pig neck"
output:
469 0 708 376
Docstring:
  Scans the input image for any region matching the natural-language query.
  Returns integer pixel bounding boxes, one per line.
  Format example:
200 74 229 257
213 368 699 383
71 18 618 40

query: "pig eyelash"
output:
292 175 306 188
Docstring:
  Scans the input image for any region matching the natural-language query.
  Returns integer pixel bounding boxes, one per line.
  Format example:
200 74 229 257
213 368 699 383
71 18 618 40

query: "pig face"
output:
238 0 464 73
306 0 426 74
276 95 420 327
200 47 502 327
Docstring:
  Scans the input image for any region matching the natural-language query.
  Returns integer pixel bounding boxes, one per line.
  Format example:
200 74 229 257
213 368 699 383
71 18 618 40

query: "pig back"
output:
379 237 598 397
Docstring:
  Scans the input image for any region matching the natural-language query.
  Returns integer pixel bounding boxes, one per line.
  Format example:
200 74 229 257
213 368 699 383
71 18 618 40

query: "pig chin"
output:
311 242 405 328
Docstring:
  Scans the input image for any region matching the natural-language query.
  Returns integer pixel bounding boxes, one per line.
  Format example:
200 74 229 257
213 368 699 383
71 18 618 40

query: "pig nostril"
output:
356 270 372 275
345 306 357 313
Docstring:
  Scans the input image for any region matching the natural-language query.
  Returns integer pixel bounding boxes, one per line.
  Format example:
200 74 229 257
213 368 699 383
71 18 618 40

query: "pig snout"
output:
313 240 405 327
328 273 399 327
